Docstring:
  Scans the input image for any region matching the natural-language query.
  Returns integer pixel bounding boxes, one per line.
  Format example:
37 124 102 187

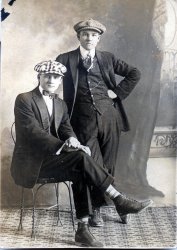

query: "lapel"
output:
32 87 50 130
32 88 64 137
68 48 80 118
69 48 80 89
53 98 63 136
69 49 110 86
95 50 111 86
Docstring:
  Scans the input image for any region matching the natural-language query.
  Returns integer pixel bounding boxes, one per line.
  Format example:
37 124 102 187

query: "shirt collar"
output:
39 85 50 98
39 85 44 95
80 46 95 59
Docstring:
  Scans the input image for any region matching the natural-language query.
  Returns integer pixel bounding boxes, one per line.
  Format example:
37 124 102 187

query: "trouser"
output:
71 103 121 208
39 150 114 219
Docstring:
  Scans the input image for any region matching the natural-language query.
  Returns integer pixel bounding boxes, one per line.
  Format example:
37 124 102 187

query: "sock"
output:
105 184 120 199
79 216 89 224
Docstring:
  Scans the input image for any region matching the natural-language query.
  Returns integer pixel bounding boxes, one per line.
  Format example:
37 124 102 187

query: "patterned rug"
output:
0 206 176 248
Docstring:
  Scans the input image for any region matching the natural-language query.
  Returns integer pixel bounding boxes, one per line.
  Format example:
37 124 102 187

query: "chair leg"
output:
31 188 36 238
18 187 24 231
54 183 62 226
64 182 76 231
31 184 45 238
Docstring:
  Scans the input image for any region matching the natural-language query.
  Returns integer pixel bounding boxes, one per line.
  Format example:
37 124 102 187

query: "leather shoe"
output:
89 208 104 227
75 222 104 247
113 194 153 223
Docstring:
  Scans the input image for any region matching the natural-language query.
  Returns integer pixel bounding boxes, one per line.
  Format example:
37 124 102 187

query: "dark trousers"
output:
71 103 121 208
39 150 114 219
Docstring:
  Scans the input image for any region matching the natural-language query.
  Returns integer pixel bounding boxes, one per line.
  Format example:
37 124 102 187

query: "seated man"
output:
11 60 152 248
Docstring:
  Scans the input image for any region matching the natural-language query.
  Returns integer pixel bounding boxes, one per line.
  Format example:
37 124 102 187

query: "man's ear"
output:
37 74 41 84
77 33 80 40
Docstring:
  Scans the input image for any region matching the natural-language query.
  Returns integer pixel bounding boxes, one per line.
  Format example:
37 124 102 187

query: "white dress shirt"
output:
80 46 95 60
39 86 53 116
39 86 66 155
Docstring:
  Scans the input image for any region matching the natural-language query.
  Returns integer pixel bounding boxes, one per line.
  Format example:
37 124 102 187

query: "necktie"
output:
82 53 93 71
42 90 58 99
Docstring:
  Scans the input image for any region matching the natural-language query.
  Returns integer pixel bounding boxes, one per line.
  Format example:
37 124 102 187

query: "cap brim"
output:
39 71 64 76
77 27 103 34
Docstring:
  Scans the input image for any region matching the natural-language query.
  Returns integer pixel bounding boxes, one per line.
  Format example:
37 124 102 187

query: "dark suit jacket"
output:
56 48 141 131
11 87 76 188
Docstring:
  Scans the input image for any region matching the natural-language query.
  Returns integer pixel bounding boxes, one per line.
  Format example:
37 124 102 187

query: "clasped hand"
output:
64 137 91 156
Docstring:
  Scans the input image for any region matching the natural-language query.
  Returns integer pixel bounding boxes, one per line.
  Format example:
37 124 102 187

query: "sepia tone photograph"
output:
1 0 176 248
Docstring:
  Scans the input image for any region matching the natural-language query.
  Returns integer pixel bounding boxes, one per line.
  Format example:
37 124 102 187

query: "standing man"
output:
11 60 151 247
56 18 141 227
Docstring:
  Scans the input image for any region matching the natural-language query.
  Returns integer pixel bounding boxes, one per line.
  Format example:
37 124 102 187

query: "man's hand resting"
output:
65 137 81 148
64 138 91 156
77 145 91 156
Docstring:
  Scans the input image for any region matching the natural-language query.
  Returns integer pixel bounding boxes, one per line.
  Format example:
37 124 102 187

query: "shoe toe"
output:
75 222 104 247
142 199 153 208
89 209 104 227
89 216 104 227
119 214 131 224
75 240 104 247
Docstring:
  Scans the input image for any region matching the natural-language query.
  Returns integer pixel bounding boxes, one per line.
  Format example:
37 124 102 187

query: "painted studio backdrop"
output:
1 0 177 207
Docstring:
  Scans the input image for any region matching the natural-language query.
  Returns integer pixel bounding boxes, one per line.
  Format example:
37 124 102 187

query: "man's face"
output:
78 30 100 51
39 73 63 93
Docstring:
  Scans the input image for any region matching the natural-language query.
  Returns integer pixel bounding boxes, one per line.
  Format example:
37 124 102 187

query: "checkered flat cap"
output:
74 18 106 34
34 60 67 76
